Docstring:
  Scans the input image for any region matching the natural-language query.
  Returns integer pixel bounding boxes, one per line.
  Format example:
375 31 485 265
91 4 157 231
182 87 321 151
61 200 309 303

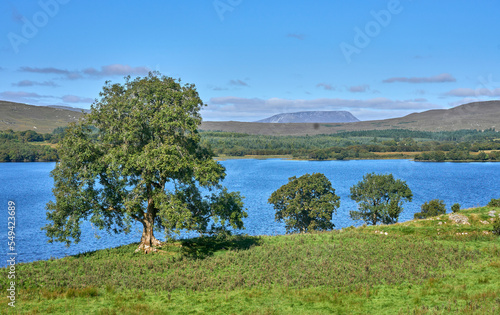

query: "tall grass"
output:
0 206 499 314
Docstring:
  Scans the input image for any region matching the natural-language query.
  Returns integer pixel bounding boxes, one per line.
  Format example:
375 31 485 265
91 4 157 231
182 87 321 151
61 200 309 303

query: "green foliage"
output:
487 198 500 208
492 217 500 235
44 72 247 249
268 173 340 233
451 203 461 213
349 173 413 225
414 199 447 219
2 127 500 162
201 129 500 161
0 130 59 162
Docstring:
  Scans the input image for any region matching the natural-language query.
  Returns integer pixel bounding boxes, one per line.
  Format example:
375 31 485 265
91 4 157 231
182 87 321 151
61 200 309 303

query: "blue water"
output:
0 159 499 266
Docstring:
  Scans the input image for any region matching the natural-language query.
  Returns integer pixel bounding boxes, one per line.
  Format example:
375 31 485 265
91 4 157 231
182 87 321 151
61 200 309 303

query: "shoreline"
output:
214 154 500 163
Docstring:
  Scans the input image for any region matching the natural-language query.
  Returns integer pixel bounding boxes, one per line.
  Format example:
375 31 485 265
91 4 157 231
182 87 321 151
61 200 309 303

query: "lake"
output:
1 159 499 266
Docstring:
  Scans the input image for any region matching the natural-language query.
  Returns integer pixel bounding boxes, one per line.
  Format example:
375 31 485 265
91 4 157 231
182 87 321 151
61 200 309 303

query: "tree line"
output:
0 129 61 162
201 129 500 161
2 127 500 162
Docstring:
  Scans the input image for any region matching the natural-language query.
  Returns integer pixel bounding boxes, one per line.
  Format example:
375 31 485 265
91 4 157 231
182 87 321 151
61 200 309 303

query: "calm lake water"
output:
0 159 499 266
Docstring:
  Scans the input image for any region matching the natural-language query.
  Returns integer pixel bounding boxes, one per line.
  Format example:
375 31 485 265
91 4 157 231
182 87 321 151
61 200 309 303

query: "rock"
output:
488 210 497 217
449 213 470 225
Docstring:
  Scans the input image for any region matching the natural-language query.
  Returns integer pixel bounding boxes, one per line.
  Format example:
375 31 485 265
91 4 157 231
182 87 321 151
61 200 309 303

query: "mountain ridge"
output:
1 100 499 135
255 111 360 123
201 100 500 135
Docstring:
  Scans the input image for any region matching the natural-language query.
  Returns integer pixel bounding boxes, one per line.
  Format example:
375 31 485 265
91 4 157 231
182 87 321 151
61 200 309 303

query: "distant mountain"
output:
201 101 500 135
47 105 90 113
255 111 360 123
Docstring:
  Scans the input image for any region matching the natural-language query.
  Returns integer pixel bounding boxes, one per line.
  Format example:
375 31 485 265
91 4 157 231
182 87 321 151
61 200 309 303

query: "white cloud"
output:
0 91 53 104
444 87 500 97
228 79 249 87
61 95 94 103
349 85 369 93
383 73 456 83
12 80 58 87
19 64 150 80
316 83 336 91
204 96 441 121
287 33 305 40
83 64 150 77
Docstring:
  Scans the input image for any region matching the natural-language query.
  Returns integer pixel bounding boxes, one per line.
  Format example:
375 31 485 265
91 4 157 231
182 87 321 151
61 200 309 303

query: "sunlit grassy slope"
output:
1 206 499 314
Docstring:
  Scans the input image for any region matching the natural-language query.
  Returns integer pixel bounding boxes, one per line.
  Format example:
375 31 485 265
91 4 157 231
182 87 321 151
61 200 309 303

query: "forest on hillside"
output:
1 128 499 162
201 129 500 161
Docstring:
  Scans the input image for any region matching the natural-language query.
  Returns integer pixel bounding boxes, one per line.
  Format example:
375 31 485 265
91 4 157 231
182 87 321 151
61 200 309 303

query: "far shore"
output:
214 153 500 162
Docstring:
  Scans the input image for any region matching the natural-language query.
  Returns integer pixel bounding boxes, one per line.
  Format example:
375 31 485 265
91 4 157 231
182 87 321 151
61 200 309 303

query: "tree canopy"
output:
349 173 412 225
43 72 247 252
268 173 340 233
414 199 446 219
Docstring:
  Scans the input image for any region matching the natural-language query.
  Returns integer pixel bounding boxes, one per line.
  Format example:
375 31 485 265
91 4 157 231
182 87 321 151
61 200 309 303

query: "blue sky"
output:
1 0 500 121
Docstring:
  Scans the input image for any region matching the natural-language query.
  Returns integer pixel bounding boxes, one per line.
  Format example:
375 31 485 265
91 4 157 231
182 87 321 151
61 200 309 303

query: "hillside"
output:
255 111 360 123
1 100 499 135
0 101 84 133
201 101 500 135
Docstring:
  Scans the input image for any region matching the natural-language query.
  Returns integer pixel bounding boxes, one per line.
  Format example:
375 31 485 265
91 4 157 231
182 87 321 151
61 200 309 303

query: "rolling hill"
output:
255 111 359 123
201 101 500 135
1 100 499 135
0 101 84 133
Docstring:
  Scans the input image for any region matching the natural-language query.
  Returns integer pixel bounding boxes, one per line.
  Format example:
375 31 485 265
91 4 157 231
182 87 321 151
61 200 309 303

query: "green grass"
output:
1 206 499 314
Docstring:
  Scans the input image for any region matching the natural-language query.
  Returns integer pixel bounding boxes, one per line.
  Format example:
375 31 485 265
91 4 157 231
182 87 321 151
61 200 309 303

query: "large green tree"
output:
44 73 247 252
268 173 340 233
349 173 412 225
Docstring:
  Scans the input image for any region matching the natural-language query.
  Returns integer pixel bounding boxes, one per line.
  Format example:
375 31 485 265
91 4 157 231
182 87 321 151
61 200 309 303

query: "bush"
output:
414 199 446 219
492 217 500 235
451 203 460 213
487 198 500 208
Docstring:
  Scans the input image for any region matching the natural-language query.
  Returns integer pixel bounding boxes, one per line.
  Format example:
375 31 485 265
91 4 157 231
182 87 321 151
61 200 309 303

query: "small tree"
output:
492 217 500 235
349 173 412 225
268 173 340 233
451 203 460 213
487 198 500 208
414 199 446 219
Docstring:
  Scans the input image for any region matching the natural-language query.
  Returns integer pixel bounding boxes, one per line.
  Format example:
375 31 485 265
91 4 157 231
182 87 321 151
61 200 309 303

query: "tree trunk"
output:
136 195 162 253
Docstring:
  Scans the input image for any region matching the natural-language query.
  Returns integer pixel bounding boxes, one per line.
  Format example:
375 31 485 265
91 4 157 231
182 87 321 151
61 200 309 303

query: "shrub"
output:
451 203 460 213
414 199 446 219
487 198 500 208
492 217 500 235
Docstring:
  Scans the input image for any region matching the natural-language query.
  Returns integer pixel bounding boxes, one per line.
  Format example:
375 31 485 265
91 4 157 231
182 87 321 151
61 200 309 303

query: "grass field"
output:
0 207 499 314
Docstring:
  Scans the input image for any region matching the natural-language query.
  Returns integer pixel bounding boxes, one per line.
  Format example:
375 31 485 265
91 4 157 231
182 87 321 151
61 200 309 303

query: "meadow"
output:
0 206 499 314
